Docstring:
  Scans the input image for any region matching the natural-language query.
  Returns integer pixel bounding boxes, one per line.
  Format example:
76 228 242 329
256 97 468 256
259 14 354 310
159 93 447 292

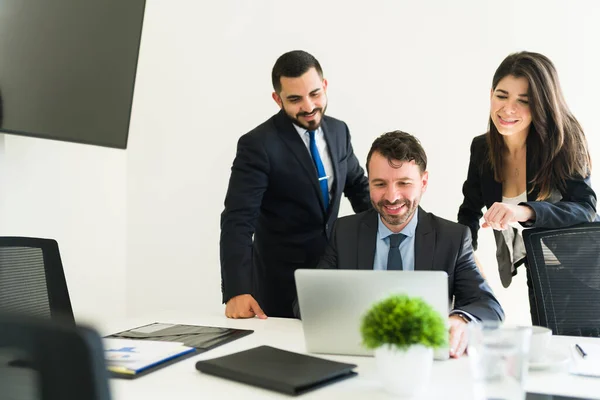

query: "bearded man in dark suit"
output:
220 50 371 319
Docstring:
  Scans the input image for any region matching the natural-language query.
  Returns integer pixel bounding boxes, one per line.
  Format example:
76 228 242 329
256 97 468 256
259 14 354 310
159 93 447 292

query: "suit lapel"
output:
274 111 325 211
481 160 503 204
414 208 435 271
321 118 340 215
490 177 503 204
358 210 378 270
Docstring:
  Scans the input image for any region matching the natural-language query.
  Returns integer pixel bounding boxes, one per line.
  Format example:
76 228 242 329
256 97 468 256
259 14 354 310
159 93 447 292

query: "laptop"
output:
295 269 450 360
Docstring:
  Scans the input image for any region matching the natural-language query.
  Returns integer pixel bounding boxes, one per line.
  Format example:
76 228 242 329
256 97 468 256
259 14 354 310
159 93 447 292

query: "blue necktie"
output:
308 130 329 210
387 233 406 270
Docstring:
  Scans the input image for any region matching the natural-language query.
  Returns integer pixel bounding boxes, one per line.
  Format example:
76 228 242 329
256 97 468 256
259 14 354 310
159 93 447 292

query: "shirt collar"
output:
377 208 419 241
293 123 321 136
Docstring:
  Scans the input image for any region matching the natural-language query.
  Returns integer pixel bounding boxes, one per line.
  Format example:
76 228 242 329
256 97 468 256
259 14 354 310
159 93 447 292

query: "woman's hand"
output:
482 203 535 230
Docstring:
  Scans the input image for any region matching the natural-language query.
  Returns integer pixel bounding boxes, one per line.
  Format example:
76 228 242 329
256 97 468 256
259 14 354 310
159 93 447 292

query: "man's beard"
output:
282 103 327 130
373 198 419 227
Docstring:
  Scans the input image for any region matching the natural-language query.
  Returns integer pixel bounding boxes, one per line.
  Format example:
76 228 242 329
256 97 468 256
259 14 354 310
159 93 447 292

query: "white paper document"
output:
103 338 195 375
569 343 600 377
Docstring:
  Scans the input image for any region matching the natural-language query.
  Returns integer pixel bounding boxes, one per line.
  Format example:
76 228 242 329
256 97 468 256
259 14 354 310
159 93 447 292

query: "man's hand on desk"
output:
448 315 469 358
225 294 268 319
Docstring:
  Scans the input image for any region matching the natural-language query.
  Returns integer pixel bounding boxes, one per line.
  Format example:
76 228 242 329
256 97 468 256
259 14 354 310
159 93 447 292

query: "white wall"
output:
0 136 127 327
1 0 599 327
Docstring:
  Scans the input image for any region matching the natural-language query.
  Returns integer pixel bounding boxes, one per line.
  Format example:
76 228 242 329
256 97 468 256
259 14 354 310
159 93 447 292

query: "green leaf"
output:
360 294 447 350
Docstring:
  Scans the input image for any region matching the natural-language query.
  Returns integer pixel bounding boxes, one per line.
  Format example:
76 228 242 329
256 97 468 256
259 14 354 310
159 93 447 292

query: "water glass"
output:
468 322 532 400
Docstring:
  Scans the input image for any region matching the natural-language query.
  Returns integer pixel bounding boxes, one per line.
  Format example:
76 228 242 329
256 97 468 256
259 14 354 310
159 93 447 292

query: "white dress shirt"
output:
293 124 334 199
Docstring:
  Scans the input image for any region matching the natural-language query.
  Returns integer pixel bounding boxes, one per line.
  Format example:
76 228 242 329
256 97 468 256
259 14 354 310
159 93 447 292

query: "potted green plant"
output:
361 294 447 397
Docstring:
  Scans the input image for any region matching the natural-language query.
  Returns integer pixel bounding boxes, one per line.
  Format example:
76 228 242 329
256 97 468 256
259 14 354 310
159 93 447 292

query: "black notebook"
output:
195 345 357 396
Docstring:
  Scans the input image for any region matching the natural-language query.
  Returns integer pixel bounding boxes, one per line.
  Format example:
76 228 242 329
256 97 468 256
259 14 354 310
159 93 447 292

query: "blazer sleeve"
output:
457 138 486 250
452 227 505 322
220 133 270 303
292 219 341 318
316 221 340 269
522 174 598 228
340 124 371 213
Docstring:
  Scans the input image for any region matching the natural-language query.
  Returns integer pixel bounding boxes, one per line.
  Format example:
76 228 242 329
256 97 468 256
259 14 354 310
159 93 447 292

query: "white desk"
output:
105 314 600 400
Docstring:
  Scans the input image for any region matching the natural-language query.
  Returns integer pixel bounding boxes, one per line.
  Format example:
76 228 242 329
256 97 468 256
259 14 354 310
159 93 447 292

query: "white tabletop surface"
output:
103 313 600 400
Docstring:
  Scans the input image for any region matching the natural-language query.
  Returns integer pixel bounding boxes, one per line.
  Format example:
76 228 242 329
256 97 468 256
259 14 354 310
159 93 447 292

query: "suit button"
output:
325 224 329 231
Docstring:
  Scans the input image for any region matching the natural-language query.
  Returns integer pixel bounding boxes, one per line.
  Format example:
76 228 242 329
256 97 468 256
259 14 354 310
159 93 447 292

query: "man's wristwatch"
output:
451 312 472 324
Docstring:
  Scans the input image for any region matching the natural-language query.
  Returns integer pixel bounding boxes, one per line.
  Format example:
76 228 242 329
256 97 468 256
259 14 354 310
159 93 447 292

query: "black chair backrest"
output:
0 314 111 400
523 222 600 337
0 237 74 324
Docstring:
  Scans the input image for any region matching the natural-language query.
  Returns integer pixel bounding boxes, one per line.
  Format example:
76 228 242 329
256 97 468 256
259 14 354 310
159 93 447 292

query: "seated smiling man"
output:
298 130 504 358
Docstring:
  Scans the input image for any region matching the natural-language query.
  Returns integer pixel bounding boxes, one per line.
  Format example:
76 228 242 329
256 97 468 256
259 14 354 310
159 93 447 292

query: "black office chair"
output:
0 314 111 400
0 237 75 324
523 222 600 337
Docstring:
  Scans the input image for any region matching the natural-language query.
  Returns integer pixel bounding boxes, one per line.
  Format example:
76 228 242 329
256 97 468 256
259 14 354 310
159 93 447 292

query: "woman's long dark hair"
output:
487 51 591 200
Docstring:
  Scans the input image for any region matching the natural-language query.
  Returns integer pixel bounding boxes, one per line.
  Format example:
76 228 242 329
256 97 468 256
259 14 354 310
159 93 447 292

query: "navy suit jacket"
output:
308 207 504 322
220 110 371 318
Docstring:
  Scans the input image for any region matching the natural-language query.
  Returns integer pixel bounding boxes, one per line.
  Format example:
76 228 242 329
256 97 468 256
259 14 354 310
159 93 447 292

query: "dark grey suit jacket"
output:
309 207 504 322
220 110 371 318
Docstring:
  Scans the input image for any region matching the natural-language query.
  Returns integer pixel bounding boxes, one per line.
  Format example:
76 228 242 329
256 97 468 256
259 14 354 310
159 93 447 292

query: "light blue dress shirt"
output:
373 211 418 271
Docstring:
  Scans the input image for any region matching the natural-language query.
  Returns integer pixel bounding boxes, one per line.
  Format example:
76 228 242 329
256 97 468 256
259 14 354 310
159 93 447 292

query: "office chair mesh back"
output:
0 314 111 400
0 237 74 323
0 247 51 318
523 222 600 337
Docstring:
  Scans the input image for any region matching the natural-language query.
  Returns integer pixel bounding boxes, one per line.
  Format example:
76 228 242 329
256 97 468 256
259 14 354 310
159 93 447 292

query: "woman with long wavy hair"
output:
457 51 597 323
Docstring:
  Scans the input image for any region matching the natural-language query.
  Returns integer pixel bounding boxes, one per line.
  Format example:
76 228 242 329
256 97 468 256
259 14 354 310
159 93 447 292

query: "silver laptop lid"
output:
295 269 449 358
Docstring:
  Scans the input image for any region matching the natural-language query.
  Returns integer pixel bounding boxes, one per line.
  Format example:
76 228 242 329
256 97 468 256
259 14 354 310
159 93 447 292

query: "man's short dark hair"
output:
366 131 427 173
271 50 323 93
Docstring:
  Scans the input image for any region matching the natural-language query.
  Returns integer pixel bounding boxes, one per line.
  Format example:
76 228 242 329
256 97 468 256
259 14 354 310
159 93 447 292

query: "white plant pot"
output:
374 344 434 397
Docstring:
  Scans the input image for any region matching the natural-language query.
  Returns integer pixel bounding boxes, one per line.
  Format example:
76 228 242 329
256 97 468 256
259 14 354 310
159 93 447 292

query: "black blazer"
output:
220 110 371 318
458 134 598 285
310 208 504 322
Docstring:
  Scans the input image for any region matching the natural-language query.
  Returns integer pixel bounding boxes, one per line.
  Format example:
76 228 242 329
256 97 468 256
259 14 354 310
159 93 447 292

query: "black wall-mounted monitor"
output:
0 0 146 149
